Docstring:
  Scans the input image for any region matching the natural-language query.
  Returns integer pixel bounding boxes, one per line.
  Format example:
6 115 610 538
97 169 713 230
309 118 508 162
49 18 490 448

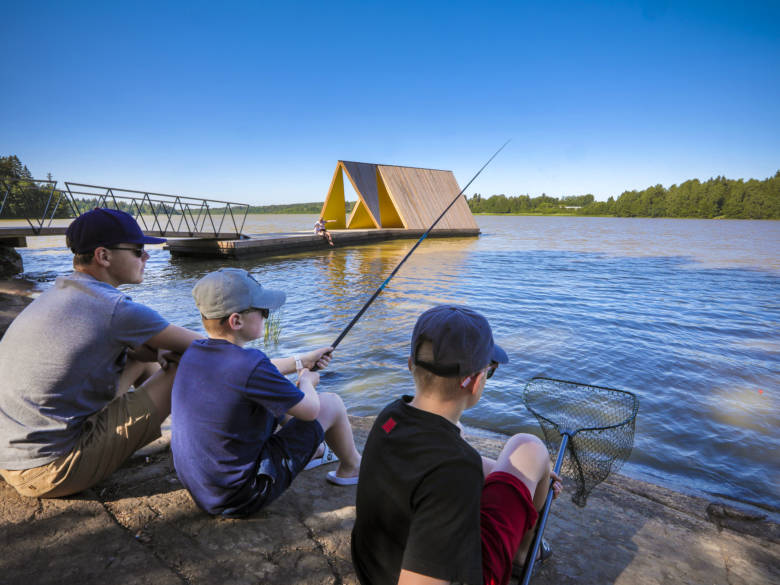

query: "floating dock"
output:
165 228 480 259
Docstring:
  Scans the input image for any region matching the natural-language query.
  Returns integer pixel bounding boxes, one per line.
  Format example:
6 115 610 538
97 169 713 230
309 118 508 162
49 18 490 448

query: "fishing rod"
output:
313 140 510 368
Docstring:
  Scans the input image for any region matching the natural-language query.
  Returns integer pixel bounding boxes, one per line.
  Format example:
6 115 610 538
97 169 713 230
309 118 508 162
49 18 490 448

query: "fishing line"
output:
313 140 511 368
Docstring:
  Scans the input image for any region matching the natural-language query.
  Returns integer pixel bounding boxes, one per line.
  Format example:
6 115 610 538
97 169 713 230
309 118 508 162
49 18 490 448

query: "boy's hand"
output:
298 368 320 388
550 470 563 499
304 347 334 370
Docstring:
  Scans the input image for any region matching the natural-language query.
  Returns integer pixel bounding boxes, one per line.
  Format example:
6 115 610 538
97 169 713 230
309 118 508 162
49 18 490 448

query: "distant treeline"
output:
4 154 777 220
468 171 780 219
468 193 596 214
0 155 69 219
246 201 356 214
1 155 183 219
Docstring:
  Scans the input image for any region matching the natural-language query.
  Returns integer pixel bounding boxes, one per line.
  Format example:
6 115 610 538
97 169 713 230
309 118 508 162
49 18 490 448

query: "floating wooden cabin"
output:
166 161 479 258
320 161 479 231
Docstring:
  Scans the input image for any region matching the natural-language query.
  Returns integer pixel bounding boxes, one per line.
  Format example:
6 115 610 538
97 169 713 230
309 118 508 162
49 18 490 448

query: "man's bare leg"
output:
118 358 160 395
132 363 178 422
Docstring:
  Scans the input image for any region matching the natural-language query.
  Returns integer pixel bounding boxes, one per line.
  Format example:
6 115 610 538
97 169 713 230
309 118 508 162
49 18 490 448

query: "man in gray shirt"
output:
0 208 201 497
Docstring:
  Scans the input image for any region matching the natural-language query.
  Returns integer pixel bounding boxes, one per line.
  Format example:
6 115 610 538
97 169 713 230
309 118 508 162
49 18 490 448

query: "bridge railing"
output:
0 178 66 234
0 178 250 238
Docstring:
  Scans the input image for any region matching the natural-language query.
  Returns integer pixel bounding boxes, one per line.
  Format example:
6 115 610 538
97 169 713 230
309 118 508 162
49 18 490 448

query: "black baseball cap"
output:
66 208 166 254
411 304 508 377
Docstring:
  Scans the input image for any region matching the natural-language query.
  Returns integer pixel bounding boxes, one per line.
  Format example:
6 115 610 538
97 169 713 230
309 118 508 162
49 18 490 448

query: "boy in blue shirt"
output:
171 268 361 517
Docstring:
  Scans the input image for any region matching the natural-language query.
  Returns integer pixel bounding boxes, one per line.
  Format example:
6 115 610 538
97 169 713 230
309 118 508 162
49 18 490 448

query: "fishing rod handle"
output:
309 348 335 373
519 433 570 585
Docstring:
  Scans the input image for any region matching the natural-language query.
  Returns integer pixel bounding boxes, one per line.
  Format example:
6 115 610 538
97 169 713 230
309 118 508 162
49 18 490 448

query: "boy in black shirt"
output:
352 305 562 585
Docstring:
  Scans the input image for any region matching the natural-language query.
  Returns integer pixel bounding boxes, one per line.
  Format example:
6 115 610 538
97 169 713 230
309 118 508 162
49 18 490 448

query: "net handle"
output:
519 433 570 585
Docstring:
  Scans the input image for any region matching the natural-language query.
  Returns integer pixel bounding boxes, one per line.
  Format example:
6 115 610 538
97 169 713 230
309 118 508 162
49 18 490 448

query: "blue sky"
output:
2 1 778 205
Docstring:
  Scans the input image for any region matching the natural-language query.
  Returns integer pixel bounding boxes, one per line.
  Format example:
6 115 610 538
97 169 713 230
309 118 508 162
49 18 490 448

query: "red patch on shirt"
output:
381 417 397 434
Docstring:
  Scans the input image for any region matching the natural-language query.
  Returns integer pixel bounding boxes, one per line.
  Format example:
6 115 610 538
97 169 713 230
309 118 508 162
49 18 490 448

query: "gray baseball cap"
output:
192 268 286 319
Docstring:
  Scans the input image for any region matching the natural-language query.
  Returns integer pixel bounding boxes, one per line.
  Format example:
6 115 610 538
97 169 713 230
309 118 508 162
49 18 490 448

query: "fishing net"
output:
523 377 639 507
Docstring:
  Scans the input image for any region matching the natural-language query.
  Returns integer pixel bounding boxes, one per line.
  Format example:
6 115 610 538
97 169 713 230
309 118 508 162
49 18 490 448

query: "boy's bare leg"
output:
489 433 553 564
316 392 361 477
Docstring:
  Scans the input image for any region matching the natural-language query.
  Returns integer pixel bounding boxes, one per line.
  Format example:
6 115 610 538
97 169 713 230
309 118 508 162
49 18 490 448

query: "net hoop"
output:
523 376 639 436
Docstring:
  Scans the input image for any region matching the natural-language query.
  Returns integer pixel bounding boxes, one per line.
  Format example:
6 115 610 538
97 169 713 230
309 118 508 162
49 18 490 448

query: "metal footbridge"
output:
0 178 249 245
1 177 479 259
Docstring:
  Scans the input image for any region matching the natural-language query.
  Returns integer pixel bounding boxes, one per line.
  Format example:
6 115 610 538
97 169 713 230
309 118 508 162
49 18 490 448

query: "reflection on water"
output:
9 214 780 515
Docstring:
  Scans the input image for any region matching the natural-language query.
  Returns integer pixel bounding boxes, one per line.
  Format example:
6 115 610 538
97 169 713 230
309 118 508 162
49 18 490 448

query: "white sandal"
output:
304 442 339 470
326 470 359 486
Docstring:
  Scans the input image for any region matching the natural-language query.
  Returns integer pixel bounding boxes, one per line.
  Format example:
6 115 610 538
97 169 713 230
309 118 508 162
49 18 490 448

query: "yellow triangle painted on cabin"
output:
320 164 347 229
347 199 376 229
376 170 404 228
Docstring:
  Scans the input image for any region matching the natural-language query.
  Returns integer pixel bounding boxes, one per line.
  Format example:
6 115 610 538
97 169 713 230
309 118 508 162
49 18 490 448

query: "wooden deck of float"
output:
0 227 243 247
165 228 480 258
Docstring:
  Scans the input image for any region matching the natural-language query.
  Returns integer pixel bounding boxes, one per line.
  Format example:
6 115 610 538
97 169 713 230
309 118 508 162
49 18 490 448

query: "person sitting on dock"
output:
351 304 563 585
0 208 203 498
170 268 361 517
314 217 335 247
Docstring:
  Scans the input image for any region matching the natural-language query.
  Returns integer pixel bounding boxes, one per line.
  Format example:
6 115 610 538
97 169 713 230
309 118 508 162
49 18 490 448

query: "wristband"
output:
293 354 303 371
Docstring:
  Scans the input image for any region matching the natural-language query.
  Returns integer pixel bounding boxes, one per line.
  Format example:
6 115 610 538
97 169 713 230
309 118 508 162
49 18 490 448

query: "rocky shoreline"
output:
2 418 778 585
0 277 35 338
1 281 778 584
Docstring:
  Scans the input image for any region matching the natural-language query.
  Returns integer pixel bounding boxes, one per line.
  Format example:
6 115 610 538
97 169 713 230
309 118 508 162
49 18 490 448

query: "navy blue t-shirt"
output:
171 338 304 515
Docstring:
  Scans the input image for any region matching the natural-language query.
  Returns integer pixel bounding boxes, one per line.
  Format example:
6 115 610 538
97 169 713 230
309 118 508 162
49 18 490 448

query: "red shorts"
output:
480 471 539 585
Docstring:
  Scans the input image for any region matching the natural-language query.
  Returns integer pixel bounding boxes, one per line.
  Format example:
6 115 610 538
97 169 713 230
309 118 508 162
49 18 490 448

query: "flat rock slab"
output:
0 481 181 585
2 417 778 585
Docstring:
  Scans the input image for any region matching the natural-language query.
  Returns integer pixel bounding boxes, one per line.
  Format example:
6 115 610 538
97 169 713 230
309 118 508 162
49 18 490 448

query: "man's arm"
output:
145 324 203 354
126 343 159 363
398 570 449 585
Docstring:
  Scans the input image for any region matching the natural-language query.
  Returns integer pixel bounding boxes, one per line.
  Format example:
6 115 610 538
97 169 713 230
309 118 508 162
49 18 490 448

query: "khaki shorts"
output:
0 388 161 498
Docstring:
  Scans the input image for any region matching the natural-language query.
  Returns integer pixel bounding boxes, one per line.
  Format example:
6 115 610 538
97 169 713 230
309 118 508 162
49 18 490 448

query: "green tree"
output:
0 155 32 180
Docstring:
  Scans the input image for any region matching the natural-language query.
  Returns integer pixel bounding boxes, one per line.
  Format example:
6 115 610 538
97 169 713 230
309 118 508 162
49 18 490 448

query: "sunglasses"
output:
242 308 270 319
107 246 146 258
485 362 498 380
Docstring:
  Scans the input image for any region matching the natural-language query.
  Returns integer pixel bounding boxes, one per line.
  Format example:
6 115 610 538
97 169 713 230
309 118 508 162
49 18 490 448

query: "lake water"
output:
10 215 780 516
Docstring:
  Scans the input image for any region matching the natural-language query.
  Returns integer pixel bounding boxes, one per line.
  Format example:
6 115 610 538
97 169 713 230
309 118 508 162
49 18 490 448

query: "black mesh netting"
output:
523 377 639 507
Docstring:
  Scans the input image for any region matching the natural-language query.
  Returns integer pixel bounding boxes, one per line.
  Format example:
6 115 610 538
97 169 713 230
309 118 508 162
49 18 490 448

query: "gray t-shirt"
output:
0 272 169 469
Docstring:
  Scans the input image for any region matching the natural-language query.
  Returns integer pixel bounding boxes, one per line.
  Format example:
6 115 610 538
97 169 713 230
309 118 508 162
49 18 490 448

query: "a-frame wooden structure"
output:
319 161 479 230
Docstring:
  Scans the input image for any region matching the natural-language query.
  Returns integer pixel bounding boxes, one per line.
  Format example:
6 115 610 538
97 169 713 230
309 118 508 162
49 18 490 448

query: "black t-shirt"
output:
352 396 484 585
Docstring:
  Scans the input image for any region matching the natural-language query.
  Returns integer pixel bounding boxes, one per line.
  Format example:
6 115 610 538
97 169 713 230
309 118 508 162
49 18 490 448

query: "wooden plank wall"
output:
377 166 479 230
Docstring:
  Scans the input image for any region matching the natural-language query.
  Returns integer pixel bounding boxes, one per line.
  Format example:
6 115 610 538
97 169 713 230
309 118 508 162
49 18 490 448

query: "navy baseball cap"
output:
192 268 287 319
411 304 508 377
66 208 166 254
